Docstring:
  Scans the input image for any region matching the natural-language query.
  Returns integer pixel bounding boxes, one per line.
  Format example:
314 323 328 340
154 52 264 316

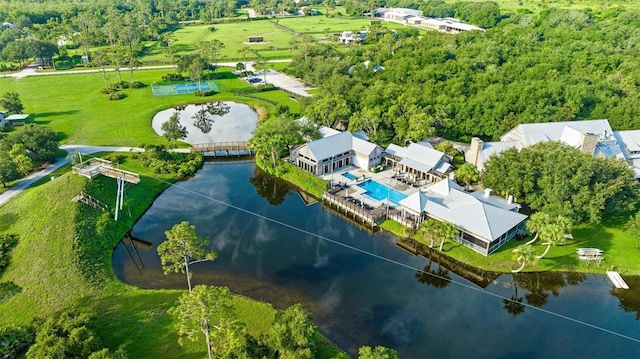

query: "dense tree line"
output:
0 124 59 186
483 141 640 224
291 7 640 143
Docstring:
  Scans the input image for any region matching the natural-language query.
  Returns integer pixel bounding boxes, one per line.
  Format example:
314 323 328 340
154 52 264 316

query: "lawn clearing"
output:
251 90 302 114
140 17 406 64
0 68 276 146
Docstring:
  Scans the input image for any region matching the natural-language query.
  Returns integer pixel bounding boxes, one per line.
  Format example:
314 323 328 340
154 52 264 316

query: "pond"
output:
113 162 640 358
151 102 258 144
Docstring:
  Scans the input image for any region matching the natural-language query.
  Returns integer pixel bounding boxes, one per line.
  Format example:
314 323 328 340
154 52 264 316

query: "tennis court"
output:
151 81 220 96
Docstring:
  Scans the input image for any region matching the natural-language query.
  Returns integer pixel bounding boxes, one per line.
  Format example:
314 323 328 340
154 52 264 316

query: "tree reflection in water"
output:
503 273 526 316
414 251 451 289
612 276 640 320
249 166 294 206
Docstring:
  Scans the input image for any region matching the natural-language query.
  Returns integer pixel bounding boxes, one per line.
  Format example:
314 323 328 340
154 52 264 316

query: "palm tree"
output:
525 211 551 245
437 221 458 252
237 46 252 74
512 244 539 273
503 273 525 316
420 218 439 248
455 163 480 190
537 216 572 259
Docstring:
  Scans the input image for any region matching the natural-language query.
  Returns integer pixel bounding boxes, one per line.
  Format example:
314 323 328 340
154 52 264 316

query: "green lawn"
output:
0 68 275 146
114 17 405 65
143 20 294 64
380 215 640 276
278 16 405 33
0 153 344 358
251 90 302 114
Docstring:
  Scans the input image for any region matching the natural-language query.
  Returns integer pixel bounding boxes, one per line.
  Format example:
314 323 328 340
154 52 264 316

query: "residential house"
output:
383 141 453 182
338 30 367 45
397 179 527 256
466 119 640 177
292 130 383 176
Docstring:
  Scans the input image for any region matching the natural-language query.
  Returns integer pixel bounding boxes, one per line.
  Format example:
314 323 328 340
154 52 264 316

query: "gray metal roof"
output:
399 179 527 242
385 142 447 170
302 130 380 161
305 131 353 161
501 119 614 146
399 157 432 174
4 114 29 120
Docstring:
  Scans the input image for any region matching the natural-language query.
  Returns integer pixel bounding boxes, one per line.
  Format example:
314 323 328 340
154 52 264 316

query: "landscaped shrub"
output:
134 145 203 175
256 83 277 92
0 325 35 359
102 153 125 164
108 92 126 101
194 89 218 97
161 73 185 82
128 81 145 88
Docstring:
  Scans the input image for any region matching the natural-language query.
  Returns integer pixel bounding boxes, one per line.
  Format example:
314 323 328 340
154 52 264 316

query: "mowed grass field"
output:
0 67 289 146
140 17 406 64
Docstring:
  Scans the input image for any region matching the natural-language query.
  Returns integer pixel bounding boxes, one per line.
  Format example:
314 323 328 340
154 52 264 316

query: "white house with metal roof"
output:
383 141 453 182
292 130 383 176
398 179 527 256
466 119 640 176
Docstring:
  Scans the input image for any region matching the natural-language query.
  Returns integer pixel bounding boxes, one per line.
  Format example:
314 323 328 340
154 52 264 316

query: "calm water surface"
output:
113 162 640 358
151 102 257 144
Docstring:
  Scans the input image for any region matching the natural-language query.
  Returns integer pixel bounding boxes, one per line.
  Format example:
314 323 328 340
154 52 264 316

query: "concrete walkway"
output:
0 146 143 207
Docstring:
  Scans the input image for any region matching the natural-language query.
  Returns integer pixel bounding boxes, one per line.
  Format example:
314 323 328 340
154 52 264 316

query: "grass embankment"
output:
0 68 276 146
280 162 328 198
0 153 343 358
380 214 640 276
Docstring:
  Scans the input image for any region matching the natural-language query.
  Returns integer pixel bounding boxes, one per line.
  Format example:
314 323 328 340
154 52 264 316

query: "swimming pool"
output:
357 180 408 205
342 172 358 180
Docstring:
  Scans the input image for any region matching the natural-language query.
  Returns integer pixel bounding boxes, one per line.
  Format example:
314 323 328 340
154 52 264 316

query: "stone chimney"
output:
465 137 484 168
580 133 599 155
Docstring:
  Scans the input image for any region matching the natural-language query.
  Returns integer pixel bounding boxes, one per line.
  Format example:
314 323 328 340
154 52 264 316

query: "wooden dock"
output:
322 191 387 227
72 158 140 184
606 271 629 289
190 141 253 156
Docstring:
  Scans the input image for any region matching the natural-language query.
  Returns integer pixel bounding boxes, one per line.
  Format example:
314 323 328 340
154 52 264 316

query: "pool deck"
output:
321 167 425 209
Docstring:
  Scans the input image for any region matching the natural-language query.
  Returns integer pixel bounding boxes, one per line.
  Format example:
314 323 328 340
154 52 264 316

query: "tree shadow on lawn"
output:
0 212 19 232
170 43 196 53
77 289 204 359
35 110 80 118
572 220 617 254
